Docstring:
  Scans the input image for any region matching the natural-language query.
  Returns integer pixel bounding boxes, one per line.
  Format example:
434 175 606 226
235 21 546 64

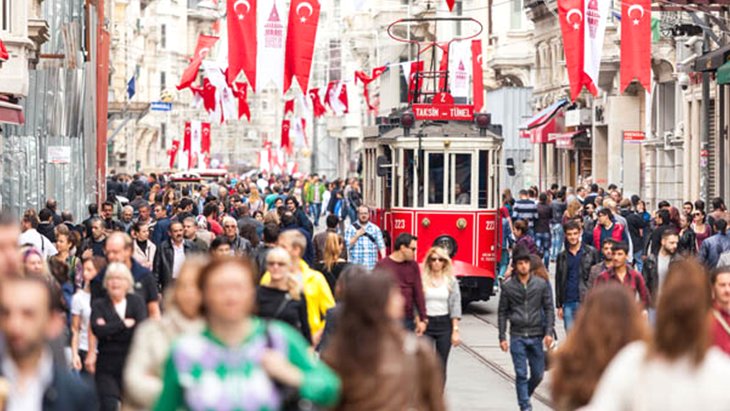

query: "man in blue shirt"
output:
555 220 600 331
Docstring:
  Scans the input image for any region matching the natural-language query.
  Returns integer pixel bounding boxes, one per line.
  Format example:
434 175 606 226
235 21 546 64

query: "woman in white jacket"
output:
584 259 730 411
122 257 207 410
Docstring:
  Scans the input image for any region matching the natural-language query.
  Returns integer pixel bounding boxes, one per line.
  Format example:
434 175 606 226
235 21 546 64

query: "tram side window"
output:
453 153 471 205
404 149 415 207
428 153 445 204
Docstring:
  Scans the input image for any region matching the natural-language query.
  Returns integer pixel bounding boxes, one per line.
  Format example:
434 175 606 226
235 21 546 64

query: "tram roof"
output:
363 120 502 142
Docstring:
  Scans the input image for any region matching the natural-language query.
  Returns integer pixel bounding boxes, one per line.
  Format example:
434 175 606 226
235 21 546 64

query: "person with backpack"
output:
345 205 386 270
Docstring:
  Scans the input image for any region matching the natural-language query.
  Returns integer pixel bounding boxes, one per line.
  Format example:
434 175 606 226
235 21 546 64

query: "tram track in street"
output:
458 311 554 409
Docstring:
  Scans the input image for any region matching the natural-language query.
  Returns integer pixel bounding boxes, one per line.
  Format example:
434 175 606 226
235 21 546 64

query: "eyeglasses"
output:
430 257 445 262
267 261 288 267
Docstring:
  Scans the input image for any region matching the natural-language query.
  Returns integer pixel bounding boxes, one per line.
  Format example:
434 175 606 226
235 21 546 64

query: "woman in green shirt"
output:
154 257 341 411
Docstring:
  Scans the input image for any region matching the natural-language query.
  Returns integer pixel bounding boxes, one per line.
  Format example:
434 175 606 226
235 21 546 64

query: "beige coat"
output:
122 309 203 410
132 241 156 271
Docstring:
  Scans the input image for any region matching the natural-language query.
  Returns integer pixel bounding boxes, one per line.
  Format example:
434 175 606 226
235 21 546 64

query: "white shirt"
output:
18 229 57 259
424 281 450 317
172 241 186 279
114 298 127 320
587 341 730 411
71 290 92 351
2 349 54 411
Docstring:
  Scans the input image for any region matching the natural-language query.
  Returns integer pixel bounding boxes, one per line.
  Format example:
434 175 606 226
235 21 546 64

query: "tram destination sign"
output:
412 104 474 121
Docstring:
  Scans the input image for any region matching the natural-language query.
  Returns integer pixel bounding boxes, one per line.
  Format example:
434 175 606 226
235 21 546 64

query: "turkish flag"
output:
198 78 217 113
283 0 321 94
234 82 251 121
437 43 449 91
168 140 181 169
408 61 424 103
472 40 485 112
446 0 455 11
354 66 387 111
558 0 596 101
284 99 295 115
201 122 212 167
281 119 292 153
325 81 349 115
620 0 651 92
183 122 192 169
309 88 326 117
177 35 219 90
227 0 257 90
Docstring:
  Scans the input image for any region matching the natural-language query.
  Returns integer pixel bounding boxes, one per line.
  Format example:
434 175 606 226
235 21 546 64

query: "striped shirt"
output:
513 199 538 228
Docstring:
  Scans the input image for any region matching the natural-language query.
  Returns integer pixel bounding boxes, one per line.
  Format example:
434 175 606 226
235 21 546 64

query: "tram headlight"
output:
433 235 458 258
401 111 415 136
474 113 491 136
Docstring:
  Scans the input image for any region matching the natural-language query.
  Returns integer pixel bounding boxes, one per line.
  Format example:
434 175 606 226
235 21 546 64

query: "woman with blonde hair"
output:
315 232 349 293
91 262 147 411
562 199 583 225
256 247 312 343
248 184 264 214
586 259 730 410
550 284 648 410
421 246 461 378
123 257 207 410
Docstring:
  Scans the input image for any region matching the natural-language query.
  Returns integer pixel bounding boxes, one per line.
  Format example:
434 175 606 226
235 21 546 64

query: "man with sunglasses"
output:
375 233 427 334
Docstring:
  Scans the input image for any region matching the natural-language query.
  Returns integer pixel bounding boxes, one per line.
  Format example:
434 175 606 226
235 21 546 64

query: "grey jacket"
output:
498 274 555 341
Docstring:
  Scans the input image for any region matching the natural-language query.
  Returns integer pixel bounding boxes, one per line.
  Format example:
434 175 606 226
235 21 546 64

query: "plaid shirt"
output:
594 265 652 308
345 222 385 270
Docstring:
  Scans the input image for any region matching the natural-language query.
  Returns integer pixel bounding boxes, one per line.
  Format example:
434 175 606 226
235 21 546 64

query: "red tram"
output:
362 17 502 306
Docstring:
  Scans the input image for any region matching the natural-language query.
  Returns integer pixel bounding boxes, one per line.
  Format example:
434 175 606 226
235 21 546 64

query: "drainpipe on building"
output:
700 14 710 204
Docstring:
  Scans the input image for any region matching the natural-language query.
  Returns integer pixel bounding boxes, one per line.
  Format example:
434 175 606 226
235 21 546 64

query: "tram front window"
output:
452 153 472 205
428 153 444 204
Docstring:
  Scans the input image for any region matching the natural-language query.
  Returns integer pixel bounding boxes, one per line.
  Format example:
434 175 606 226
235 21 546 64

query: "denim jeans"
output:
534 232 551 268
562 301 580 332
550 223 564 260
633 250 644 272
498 249 510 279
309 202 322 226
510 336 545 411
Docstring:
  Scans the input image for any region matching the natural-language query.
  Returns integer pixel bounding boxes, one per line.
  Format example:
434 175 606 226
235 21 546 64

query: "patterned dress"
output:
153 318 340 411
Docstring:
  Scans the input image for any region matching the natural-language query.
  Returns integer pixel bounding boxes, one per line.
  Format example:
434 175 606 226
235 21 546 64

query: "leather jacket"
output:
498 275 555 341
153 239 198 292
555 243 600 307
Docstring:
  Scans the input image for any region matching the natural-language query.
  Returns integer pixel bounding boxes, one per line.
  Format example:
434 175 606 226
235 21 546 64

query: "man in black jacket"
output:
153 221 198 293
0 277 97 410
555 220 600 332
620 198 649 272
498 248 555 411
642 229 680 307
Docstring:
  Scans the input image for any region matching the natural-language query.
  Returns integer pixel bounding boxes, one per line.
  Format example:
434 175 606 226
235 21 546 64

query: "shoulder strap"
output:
273 293 292 319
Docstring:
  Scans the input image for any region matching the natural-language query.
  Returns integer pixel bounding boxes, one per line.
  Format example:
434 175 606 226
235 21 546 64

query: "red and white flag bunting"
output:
354 66 387 111
168 140 181 169
308 88 327 117
281 119 292 153
177 34 219 90
325 81 349 115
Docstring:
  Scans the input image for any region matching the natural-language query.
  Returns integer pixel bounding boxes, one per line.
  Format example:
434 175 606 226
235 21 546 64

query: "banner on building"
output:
471 40 484 112
620 0 651 92
183 121 212 169
283 0 321 94
227 0 258 89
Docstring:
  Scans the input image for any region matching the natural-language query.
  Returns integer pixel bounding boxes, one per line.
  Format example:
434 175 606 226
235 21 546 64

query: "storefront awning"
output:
718 60 730 85
520 99 568 144
695 44 730 72
0 101 25 125
0 38 8 61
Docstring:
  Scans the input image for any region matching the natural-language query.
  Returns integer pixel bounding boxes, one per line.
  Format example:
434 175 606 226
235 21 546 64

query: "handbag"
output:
264 321 319 411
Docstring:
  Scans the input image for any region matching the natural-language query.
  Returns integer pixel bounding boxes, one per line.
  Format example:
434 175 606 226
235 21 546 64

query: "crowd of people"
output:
0 171 464 411
1 170 730 411
498 183 730 411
